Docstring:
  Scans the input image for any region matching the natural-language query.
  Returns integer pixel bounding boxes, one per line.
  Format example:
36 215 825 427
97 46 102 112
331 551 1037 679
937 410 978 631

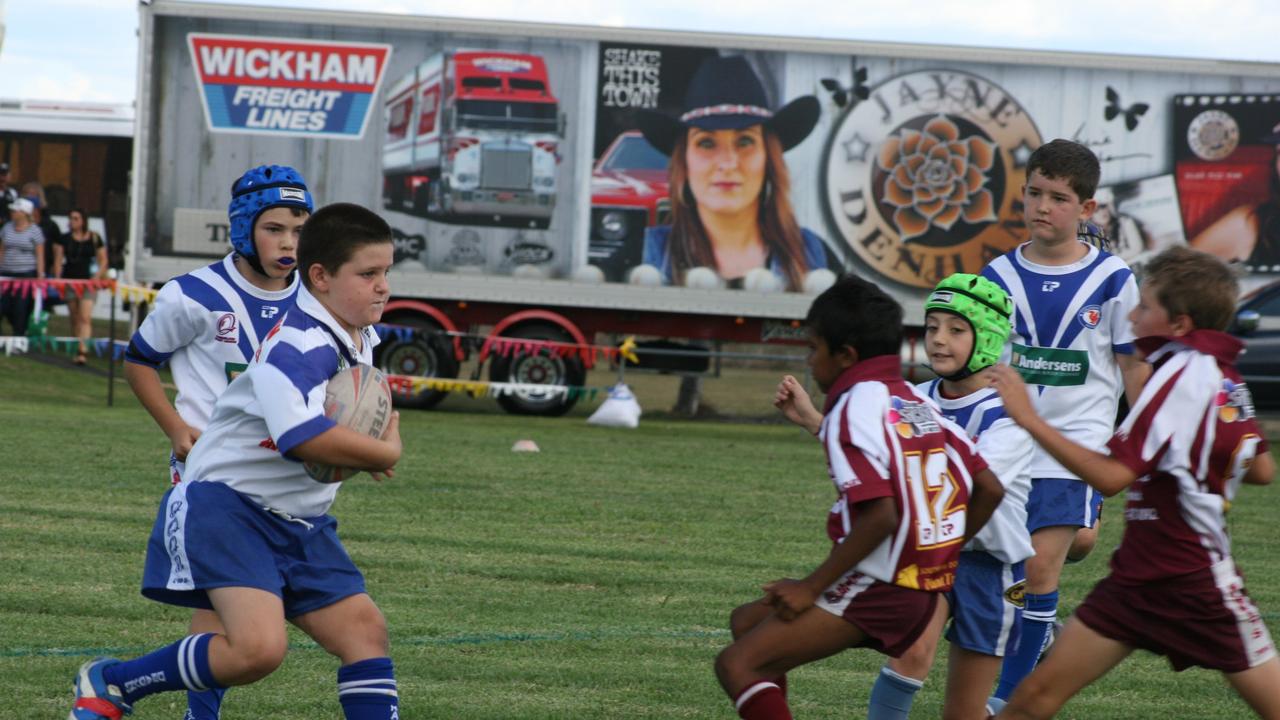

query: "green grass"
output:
2 350 1279 719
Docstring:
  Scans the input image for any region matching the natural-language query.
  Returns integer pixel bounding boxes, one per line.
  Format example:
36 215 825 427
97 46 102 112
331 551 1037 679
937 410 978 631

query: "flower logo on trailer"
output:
188 33 392 140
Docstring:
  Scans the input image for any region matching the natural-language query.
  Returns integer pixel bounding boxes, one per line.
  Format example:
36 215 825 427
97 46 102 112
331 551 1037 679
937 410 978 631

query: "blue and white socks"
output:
102 633 222 707
994 590 1058 700
338 657 399 720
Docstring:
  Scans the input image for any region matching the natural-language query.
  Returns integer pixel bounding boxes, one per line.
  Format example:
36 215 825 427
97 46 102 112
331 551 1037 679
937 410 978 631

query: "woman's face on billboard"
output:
684 125 767 218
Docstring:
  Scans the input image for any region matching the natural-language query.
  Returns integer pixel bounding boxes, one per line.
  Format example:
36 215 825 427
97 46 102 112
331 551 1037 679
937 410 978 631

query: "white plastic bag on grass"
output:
587 383 642 428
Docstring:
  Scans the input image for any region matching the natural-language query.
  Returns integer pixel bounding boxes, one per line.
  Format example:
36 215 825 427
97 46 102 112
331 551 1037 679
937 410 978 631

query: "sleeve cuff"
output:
277 414 337 458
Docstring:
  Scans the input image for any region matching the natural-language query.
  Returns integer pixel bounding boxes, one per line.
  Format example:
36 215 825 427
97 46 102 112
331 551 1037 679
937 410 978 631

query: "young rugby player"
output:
979 139 1149 705
717 275 1005 720
123 164 311 719
990 246 1279 719
71 203 402 720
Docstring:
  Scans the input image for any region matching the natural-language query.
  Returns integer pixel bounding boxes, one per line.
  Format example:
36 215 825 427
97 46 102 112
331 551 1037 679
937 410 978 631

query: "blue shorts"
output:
142 482 366 618
945 551 1025 657
1026 477 1103 533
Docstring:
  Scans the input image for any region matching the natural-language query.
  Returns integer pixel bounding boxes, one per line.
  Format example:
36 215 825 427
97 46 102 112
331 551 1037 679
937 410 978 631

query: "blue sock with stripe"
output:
102 633 222 707
185 687 227 719
338 657 398 719
994 590 1058 700
867 666 924 720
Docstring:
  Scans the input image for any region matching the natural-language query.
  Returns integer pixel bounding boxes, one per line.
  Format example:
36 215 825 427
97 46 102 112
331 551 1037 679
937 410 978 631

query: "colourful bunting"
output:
0 277 159 304
385 373 603 402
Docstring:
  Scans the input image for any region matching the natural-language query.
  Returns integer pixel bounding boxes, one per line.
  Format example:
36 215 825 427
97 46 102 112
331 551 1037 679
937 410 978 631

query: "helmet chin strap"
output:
939 347 978 382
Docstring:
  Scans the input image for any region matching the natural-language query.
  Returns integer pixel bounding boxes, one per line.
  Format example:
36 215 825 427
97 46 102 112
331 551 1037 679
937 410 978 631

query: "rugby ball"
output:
304 364 393 484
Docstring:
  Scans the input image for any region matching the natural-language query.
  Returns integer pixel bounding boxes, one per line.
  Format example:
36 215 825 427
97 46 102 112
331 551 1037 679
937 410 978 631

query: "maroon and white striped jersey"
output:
1106 331 1269 583
819 355 990 593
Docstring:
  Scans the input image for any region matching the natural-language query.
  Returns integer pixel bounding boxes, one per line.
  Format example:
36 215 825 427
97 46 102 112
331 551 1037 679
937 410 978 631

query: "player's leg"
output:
942 646 1002 720
995 618 1131 720
1066 502 1103 564
1224 658 1280 719
730 599 790 698
867 597 949 720
71 587 285 720
716 607 867 720
292 593 397 720
992 524 1072 701
185 608 230 720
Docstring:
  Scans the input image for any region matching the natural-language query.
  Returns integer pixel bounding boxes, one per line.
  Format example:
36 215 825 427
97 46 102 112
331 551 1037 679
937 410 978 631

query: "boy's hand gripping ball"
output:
304 364 394 483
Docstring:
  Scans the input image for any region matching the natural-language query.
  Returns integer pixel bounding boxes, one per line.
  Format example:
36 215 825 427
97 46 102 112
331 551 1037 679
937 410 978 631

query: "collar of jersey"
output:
1013 241 1100 276
293 285 377 364
1137 330 1244 367
222 252 298 300
822 354 903 414
929 381 997 409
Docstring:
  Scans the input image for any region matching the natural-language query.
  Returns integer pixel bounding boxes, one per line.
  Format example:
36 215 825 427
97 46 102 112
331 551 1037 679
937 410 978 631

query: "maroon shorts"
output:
1076 561 1276 673
813 571 939 657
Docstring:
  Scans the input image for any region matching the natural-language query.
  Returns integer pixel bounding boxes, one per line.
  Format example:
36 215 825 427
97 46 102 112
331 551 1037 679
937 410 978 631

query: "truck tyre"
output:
375 316 460 410
488 324 586 417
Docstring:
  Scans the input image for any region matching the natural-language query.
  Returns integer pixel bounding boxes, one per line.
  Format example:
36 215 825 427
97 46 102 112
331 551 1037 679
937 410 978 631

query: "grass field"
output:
2 347 1279 719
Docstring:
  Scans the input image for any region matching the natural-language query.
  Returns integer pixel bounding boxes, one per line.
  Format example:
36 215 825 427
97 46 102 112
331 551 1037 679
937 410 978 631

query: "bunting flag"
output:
0 335 128 359
0 277 159 304
385 373 604 402
373 324 640 365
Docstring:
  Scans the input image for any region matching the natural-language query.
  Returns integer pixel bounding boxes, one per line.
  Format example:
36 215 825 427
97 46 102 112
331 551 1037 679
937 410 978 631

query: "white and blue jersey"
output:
182 285 380 518
981 242 1138 481
919 380 1034 657
917 381 1034 565
125 253 298 432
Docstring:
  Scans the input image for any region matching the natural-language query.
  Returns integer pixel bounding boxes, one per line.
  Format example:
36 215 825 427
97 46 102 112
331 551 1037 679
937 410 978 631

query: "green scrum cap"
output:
924 273 1013 378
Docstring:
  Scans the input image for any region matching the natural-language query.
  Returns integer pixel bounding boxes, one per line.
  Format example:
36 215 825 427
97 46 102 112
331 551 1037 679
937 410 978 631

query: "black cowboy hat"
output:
636 55 820 156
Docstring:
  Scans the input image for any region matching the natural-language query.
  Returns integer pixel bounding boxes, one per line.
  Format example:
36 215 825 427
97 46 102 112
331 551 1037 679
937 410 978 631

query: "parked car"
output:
1233 279 1280 410
587 130 670 281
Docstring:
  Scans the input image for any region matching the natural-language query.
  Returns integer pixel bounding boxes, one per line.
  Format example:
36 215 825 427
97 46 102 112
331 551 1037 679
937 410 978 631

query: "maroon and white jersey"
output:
820 355 990 592
1107 331 1269 584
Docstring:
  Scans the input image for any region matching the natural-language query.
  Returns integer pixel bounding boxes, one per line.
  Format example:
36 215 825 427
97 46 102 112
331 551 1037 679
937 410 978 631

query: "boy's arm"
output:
52 242 64 279
1244 447 1275 486
290 414 402 474
963 468 1004 542
775 374 823 435
1116 352 1151 407
124 360 201 460
763 496 898 620
990 364 1137 496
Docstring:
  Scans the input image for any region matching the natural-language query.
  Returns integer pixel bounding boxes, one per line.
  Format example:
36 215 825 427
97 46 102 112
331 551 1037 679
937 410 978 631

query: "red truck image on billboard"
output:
382 50 564 229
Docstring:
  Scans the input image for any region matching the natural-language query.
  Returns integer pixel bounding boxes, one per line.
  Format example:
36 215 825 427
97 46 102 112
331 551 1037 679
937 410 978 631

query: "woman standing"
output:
0 197 46 336
636 55 829 290
53 208 107 364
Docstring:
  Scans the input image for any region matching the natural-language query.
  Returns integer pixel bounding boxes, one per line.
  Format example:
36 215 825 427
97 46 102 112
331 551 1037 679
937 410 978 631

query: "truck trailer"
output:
130 0 1280 415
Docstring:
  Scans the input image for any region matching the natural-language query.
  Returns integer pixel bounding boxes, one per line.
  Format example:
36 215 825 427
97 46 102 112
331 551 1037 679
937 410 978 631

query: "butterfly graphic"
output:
1104 86 1149 131
820 65 870 108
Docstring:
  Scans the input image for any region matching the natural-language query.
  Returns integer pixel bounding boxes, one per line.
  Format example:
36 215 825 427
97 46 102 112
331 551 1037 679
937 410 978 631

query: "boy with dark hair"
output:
124 164 312 719
990 246 1280 719
980 139 1149 706
70 202 403 720
717 275 1005 720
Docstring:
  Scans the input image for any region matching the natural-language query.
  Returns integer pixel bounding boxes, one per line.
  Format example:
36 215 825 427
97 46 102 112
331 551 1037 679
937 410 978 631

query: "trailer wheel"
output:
375 318 460 410
488 324 586 417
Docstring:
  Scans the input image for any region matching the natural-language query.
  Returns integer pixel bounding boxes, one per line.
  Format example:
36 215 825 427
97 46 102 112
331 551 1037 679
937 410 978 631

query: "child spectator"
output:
980 139 1150 705
715 275 1005 720
70 202 402 720
990 246 1280 719
0 197 46 335
122 165 312 719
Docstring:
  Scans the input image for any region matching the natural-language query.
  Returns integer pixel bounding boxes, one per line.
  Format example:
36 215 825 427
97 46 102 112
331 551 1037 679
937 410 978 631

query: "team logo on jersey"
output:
1003 579 1027 608
887 397 941 438
1078 304 1102 329
215 313 239 344
1041 280 1060 292
261 306 280 319
823 70 1042 288
1216 379 1257 423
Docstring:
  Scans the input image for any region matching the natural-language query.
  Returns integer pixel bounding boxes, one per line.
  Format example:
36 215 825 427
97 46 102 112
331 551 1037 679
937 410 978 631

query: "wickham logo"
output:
823 70 1042 288
1078 304 1101 329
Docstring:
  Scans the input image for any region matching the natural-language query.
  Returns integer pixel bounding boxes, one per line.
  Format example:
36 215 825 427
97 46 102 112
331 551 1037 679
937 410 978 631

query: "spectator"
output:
21 181 63 283
0 163 16 219
0 197 47 336
53 208 107 364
